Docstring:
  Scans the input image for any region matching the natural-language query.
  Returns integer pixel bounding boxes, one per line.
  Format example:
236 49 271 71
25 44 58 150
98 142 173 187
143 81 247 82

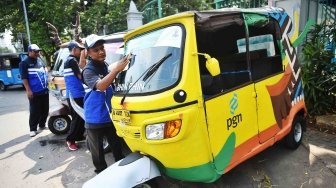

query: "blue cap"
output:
28 44 41 51
68 41 85 50
84 34 105 49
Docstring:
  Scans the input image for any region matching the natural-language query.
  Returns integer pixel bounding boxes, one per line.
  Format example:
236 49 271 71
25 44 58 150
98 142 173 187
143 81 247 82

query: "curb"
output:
307 115 336 135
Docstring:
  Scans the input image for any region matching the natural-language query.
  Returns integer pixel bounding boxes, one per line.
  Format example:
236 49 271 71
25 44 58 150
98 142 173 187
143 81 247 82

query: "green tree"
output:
135 0 211 23
0 0 235 64
0 0 27 50
80 0 129 35
302 23 336 115
0 0 132 63
0 0 80 64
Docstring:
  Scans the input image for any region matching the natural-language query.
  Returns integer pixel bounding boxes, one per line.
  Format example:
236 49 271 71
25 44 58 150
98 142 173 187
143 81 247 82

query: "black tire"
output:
86 136 111 153
284 116 306 149
0 82 7 91
48 115 71 135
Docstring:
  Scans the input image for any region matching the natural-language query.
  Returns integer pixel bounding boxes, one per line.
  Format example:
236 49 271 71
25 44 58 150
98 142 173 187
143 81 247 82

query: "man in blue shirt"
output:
19 44 49 137
83 34 129 174
64 41 86 151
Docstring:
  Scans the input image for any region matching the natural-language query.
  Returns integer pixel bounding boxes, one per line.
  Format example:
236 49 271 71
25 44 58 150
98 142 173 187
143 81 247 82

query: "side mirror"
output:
194 53 220 76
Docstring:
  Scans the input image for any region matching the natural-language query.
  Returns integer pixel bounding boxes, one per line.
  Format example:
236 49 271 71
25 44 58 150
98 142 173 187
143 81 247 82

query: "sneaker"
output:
66 141 78 151
30 131 36 137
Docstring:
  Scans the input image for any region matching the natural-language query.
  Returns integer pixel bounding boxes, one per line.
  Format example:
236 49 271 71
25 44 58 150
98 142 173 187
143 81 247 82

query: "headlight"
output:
146 120 182 140
146 123 164 140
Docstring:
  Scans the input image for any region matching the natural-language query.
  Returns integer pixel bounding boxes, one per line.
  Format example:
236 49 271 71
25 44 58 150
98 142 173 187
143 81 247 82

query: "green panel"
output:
213 132 236 172
244 13 269 27
165 162 220 183
164 132 236 183
292 19 316 48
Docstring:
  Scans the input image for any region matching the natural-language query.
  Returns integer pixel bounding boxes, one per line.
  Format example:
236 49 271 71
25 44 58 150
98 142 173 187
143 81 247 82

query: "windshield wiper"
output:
120 53 172 105
142 53 172 81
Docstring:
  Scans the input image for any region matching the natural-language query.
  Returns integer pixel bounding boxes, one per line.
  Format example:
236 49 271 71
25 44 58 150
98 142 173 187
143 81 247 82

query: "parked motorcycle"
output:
48 85 71 135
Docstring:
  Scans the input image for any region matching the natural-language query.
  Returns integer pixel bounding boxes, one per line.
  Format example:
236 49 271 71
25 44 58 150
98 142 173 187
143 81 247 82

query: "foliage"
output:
81 0 130 35
213 0 268 9
135 0 211 23
0 0 81 64
0 47 13 53
301 23 336 115
0 0 264 65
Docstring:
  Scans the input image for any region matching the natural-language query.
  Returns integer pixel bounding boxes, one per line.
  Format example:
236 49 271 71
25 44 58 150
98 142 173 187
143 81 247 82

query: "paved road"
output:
0 87 335 188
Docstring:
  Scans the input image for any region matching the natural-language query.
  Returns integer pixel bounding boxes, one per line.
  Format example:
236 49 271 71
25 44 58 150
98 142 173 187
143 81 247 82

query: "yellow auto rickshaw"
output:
84 7 308 187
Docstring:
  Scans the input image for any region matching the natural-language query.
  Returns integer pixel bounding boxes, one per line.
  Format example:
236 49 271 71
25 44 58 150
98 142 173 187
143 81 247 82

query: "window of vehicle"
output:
243 13 283 81
196 13 250 95
114 25 183 94
105 41 124 65
52 48 69 76
4 59 11 69
0 55 22 70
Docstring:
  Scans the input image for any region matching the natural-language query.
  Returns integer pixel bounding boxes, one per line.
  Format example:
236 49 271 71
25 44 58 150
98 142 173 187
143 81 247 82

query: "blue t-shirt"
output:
63 55 85 98
82 60 113 129
19 56 48 95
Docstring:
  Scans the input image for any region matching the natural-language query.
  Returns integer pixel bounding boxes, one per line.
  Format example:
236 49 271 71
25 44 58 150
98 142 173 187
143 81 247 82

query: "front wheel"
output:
284 116 306 149
48 115 71 135
0 82 7 91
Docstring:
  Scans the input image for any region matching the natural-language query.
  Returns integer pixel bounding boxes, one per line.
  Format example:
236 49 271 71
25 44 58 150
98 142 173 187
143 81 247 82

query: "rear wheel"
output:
284 116 306 149
48 115 71 135
0 82 7 91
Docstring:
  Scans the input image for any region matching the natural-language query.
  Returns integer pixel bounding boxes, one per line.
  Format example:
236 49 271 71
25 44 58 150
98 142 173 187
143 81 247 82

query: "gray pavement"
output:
0 87 335 188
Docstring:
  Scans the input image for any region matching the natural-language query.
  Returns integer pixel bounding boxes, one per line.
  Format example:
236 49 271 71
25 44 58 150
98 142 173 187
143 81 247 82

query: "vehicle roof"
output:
58 32 126 49
126 6 286 39
59 41 71 48
103 32 126 41
0 52 28 57
195 6 283 16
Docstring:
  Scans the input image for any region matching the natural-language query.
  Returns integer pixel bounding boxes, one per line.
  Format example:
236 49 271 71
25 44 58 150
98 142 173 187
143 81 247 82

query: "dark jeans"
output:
87 125 124 173
66 97 85 142
29 93 49 131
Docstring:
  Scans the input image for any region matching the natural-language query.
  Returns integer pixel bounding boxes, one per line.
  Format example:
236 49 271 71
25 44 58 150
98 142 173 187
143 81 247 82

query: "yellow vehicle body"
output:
111 7 306 183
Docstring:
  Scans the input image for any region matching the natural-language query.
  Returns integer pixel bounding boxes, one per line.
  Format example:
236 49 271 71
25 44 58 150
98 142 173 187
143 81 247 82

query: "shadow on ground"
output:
1 127 335 187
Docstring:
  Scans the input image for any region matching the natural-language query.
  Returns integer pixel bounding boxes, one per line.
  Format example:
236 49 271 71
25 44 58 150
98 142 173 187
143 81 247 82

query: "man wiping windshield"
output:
82 34 130 174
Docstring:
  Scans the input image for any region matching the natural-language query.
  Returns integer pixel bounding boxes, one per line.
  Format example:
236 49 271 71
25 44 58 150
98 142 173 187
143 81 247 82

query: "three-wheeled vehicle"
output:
0 53 26 91
84 7 307 187
48 33 125 137
48 41 72 135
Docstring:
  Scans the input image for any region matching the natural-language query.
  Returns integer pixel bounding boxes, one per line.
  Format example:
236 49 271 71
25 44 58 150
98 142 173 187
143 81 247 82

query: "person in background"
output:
64 41 86 151
19 44 49 137
82 34 129 174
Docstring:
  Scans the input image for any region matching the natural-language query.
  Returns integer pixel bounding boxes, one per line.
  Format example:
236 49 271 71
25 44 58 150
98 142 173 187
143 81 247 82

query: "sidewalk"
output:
308 114 336 135
303 114 336 175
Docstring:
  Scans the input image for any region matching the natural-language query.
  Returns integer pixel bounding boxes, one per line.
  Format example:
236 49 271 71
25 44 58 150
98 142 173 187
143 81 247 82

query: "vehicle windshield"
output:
52 41 124 76
105 41 124 65
52 48 69 76
114 25 183 94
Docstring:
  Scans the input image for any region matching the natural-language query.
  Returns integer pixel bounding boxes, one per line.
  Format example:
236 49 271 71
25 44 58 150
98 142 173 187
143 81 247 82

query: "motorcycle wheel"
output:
48 115 71 135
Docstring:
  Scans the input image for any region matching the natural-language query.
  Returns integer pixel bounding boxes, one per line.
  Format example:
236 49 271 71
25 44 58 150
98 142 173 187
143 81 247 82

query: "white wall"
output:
0 30 17 53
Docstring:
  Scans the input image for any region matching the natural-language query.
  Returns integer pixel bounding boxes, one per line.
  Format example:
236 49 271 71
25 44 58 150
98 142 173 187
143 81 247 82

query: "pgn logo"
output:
230 93 238 115
227 93 243 130
227 113 242 130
